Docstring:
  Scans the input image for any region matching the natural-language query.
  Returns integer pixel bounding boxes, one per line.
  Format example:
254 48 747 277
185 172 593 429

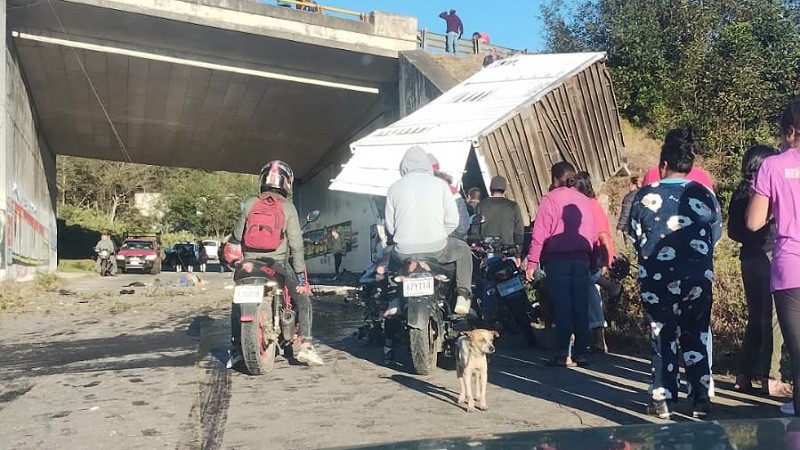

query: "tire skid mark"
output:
178 358 231 450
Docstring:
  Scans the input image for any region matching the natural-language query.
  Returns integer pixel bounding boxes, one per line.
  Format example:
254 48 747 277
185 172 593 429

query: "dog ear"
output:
460 330 474 339
491 330 500 338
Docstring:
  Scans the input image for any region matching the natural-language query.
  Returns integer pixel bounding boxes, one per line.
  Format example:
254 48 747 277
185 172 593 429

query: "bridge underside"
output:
9 0 410 177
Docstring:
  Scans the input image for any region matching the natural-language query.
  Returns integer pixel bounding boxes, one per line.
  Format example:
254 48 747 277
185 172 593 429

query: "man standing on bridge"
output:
439 9 463 55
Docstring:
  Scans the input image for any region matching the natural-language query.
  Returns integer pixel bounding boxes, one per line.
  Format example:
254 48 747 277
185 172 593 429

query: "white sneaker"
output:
383 299 401 318
454 295 471 316
781 402 795 415
226 349 243 369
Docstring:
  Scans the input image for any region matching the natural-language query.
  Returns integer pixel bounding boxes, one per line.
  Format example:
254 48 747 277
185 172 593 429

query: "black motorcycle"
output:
472 236 539 347
389 258 469 375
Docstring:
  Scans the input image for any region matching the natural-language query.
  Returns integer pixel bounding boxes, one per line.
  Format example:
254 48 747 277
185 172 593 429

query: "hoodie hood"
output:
400 146 433 176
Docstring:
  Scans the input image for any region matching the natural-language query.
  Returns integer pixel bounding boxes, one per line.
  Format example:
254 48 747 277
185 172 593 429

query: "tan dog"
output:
456 329 499 412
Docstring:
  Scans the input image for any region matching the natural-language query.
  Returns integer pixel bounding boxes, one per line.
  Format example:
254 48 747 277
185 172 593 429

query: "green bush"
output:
58 259 96 273
33 271 62 291
609 237 747 372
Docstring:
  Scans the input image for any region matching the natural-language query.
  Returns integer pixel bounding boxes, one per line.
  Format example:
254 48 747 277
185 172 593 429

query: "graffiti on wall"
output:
0 209 5 269
7 195 51 272
303 221 358 260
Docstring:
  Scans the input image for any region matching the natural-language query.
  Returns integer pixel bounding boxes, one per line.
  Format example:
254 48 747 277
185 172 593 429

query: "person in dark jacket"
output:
472 176 524 255
330 228 346 279
439 9 463 54
466 187 482 215
728 145 791 398
617 176 642 238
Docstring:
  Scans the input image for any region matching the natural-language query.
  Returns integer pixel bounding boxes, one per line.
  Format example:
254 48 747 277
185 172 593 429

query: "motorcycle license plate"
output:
497 277 524 297
403 276 434 297
233 285 264 304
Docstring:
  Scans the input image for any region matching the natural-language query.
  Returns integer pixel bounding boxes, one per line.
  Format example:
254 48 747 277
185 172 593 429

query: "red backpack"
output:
243 194 286 252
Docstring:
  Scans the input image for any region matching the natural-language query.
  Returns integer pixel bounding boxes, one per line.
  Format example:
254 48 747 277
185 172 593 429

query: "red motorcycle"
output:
228 211 320 375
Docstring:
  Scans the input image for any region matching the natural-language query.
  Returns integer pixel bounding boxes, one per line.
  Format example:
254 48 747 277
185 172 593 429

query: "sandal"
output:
547 356 577 368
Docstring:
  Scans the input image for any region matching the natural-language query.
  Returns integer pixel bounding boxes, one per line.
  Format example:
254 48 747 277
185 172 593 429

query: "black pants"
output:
739 254 783 379
231 262 313 347
334 253 343 275
775 288 800 416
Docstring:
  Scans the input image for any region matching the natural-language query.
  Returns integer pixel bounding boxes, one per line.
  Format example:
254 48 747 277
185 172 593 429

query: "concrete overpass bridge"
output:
1 0 473 278
8 0 417 174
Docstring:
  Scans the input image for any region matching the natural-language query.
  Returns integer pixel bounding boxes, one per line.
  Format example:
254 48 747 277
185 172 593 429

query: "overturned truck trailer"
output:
330 52 626 224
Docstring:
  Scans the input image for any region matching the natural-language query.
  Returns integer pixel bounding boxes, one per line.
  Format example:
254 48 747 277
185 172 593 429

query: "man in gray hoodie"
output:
386 146 473 313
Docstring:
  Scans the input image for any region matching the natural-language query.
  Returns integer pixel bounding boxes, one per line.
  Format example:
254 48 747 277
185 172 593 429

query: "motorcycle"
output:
472 236 539 347
389 258 469 375
97 250 114 277
231 210 320 375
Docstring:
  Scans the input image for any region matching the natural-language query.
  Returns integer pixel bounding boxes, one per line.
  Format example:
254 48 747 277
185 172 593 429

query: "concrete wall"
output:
398 50 455 117
0 37 58 280
296 87 399 275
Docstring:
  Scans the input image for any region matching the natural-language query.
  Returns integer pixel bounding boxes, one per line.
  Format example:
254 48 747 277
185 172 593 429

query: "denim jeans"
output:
588 270 606 330
542 259 591 358
446 32 458 54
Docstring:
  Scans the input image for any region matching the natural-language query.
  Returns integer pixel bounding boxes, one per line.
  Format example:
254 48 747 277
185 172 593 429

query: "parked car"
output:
203 240 220 261
117 237 161 275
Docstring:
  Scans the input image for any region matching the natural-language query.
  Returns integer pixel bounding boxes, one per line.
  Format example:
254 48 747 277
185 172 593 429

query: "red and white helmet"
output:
259 160 294 196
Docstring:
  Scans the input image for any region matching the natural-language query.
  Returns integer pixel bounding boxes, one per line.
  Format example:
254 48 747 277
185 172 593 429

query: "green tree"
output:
161 170 257 238
541 0 800 198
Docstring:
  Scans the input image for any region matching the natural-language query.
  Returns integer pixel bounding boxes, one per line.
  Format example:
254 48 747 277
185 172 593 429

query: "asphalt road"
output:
0 271 788 449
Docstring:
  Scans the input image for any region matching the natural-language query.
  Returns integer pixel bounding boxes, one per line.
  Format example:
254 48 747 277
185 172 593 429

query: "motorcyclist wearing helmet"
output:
228 160 323 367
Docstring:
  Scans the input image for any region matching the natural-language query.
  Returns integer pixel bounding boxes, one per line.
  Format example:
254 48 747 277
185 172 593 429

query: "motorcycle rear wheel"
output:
409 320 437 375
240 302 276 375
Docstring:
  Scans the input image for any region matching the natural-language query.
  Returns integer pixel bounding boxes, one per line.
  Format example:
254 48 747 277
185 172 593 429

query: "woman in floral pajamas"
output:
629 126 722 420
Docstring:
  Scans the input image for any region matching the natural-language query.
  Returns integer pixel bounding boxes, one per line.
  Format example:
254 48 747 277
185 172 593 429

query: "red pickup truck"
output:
116 236 162 275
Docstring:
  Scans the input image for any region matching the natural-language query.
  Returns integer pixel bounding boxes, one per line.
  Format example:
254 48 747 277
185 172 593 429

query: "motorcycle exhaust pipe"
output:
280 309 296 341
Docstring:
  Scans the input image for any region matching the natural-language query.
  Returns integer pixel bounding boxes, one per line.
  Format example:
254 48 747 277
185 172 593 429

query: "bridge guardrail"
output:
417 29 521 57
269 0 367 21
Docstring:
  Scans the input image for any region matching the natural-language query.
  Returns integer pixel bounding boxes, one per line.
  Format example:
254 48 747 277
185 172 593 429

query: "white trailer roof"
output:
330 52 607 196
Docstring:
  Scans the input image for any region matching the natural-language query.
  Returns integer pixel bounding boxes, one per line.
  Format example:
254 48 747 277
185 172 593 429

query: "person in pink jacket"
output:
525 161 598 367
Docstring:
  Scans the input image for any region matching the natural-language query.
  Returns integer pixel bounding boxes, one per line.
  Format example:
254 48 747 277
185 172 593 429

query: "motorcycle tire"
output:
240 302 276 375
409 321 437 375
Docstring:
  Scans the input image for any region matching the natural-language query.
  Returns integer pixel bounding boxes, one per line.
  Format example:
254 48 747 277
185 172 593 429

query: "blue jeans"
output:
446 32 458 54
588 270 606 330
543 259 591 358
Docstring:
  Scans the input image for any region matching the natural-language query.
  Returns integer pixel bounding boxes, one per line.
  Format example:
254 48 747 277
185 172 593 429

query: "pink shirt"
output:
527 187 598 267
753 149 800 291
642 166 714 191
590 198 615 266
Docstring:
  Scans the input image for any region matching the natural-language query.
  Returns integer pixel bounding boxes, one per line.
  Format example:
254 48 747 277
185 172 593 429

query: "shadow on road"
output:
386 374 462 410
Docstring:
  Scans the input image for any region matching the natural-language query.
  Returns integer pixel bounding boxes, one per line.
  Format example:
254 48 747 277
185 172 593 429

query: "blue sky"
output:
329 1 550 51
